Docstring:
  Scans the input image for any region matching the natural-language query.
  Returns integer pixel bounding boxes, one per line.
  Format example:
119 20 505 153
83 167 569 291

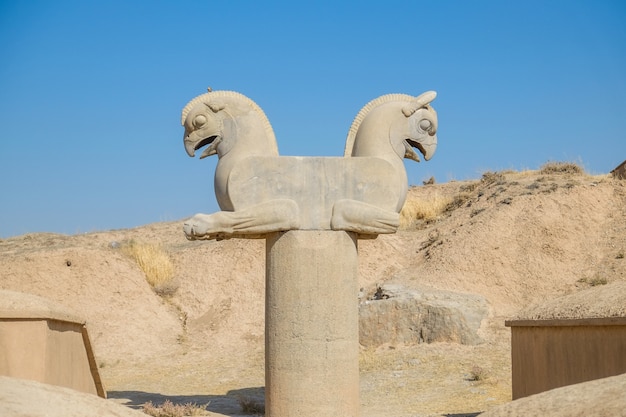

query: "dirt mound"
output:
481 373 626 417
0 289 83 322
0 376 145 417
517 281 626 320
0 167 624 416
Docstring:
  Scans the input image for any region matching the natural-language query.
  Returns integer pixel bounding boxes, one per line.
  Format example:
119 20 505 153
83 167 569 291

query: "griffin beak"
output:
184 134 221 159
405 134 437 162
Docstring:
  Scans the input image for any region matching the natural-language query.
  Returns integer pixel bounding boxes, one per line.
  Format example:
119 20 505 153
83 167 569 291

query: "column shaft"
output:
265 230 360 417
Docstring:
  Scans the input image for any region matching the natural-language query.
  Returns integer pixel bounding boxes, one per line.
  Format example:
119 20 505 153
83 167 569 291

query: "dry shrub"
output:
468 365 488 382
481 171 506 185
445 191 472 212
399 194 452 228
237 396 265 415
539 161 584 175
142 400 207 417
459 181 479 193
121 240 177 294
578 275 608 287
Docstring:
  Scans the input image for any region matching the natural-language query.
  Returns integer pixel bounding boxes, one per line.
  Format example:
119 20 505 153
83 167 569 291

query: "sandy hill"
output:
1 164 625 416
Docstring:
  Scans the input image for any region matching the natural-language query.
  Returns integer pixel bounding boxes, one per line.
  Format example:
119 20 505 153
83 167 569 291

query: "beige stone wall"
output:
507 318 626 399
0 318 105 397
611 160 626 179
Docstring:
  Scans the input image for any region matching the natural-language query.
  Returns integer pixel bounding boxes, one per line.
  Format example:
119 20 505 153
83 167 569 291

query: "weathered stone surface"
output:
226 156 402 230
359 284 488 347
265 230 359 417
0 290 106 398
180 90 438 239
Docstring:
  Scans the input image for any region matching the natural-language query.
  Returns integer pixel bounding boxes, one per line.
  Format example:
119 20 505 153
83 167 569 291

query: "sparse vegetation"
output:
617 250 624 259
359 347 421 372
142 400 207 417
445 191 472 211
542 183 559 193
399 194 452 228
470 208 486 217
120 240 178 295
468 365 488 382
459 181 479 193
237 396 265 415
481 171 506 185
539 161 584 175
578 275 608 287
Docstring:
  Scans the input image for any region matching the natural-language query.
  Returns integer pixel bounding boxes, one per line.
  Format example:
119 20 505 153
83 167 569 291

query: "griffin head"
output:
401 91 438 163
181 100 225 159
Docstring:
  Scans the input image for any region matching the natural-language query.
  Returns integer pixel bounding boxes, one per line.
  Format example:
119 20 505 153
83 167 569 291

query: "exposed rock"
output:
359 284 488 347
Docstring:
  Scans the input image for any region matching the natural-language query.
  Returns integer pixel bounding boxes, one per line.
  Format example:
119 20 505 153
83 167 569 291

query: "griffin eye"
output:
193 114 207 128
419 119 432 132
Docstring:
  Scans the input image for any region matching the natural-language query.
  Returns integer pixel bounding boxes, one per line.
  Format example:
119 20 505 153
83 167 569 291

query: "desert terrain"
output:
1 163 625 416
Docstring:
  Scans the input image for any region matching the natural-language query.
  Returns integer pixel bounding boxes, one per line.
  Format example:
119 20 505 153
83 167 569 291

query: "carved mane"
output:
344 94 416 157
181 90 278 155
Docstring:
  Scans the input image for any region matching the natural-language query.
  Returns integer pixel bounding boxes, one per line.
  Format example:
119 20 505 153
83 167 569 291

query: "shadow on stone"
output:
107 387 264 416
444 413 482 417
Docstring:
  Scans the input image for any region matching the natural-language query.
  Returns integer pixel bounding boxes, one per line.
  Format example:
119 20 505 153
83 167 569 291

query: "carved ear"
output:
402 106 416 117
402 91 437 117
206 103 225 113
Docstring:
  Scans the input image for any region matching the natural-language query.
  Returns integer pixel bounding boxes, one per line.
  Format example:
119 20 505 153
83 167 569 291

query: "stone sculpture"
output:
181 90 438 239
180 88 438 417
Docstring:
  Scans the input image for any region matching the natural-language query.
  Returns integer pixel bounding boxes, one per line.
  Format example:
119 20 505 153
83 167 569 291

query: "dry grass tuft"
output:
468 365 488 382
539 161 584 175
142 400 207 417
400 194 452 228
121 240 177 294
445 192 472 212
578 274 608 287
359 347 387 372
237 396 265 415
481 171 506 185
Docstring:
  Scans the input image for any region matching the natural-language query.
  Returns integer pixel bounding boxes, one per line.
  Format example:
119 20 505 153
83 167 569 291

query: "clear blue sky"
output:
1 1 625 238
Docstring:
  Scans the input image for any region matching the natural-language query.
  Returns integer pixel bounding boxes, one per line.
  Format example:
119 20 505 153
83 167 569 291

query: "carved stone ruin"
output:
180 89 438 417
0 290 106 398
611 159 626 180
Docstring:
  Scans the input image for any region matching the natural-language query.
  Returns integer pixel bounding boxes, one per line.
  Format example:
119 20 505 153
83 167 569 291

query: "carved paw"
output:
331 199 399 235
183 213 233 240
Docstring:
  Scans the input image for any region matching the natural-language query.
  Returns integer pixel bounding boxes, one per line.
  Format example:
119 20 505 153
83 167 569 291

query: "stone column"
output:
265 230 360 417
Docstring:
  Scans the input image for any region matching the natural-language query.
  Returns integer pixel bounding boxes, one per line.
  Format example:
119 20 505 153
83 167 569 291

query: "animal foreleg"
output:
331 199 399 235
184 199 300 240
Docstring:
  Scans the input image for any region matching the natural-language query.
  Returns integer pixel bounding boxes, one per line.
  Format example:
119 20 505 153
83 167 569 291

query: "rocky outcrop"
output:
359 284 488 347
